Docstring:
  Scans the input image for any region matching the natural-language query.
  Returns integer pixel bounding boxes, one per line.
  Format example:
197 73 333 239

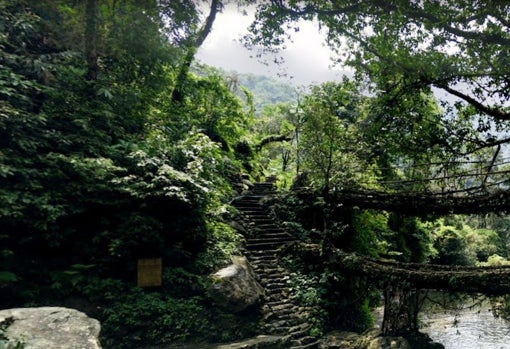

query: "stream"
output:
419 293 510 349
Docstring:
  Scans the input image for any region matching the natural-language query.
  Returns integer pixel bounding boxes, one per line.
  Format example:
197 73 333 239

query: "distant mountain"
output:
192 63 298 113
236 73 297 111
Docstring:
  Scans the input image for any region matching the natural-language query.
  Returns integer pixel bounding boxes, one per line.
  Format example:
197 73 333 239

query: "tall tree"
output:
170 0 221 103
299 80 372 196
245 1 510 158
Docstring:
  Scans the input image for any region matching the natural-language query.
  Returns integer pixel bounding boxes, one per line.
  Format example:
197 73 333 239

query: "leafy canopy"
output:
245 1 510 157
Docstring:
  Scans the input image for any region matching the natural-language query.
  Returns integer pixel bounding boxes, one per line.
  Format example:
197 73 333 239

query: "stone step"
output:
234 185 318 349
251 187 275 193
248 233 288 239
250 261 279 269
288 341 321 349
251 188 275 193
235 206 265 212
254 224 284 229
295 336 318 345
268 302 295 311
248 248 279 254
271 312 296 322
253 233 290 240
264 319 292 330
259 272 287 279
268 316 306 328
260 276 289 286
249 228 288 235
266 298 292 307
261 277 288 285
262 284 287 292
247 241 290 250
248 237 293 245
264 286 289 294
265 294 290 303
250 218 275 224
254 228 288 234
252 228 284 233
237 207 265 211
251 261 279 268
261 272 288 278
238 212 267 218
261 280 289 296
240 212 267 218
251 250 274 255
238 194 265 199
233 200 263 205
266 307 296 318
288 326 312 339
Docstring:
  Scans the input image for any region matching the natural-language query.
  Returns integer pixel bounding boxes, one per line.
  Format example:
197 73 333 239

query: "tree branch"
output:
461 136 510 156
256 134 292 151
482 144 501 192
435 83 510 120
195 0 220 48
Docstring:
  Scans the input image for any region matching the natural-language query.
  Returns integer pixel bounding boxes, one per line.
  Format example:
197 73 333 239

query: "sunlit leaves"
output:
247 0 510 167
299 80 377 194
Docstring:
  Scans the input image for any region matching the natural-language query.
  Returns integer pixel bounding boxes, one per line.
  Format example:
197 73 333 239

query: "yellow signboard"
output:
137 258 162 287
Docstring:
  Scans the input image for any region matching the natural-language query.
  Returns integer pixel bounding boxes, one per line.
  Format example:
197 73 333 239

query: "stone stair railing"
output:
233 182 320 349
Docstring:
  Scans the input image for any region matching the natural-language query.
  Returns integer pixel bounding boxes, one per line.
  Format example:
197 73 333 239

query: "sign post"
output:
137 258 162 288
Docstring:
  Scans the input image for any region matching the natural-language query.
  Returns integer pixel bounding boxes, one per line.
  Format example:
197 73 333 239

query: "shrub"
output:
101 292 208 349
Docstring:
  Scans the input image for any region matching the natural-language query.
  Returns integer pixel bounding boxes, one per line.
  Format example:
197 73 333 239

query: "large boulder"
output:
0 307 102 349
209 256 265 313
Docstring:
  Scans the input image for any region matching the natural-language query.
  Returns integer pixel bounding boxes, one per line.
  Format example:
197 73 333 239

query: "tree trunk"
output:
85 0 99 81
382 284 420 335
171 0 220 103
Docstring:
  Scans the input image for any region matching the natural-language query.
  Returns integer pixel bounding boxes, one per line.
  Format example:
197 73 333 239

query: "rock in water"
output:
209 256 265 313
0 307 102 349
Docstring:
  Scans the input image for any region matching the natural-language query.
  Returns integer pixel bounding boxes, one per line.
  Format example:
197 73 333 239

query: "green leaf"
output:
0 271 18 283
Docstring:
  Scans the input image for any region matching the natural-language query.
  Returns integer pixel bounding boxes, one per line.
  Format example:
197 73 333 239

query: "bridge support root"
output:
382 284 421 335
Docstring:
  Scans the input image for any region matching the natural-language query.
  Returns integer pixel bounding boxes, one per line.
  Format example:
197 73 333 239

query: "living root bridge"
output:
336 189 510 215
291 243 510 296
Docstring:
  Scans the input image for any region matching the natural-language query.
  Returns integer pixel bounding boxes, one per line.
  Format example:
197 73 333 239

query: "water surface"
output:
420 295 510 349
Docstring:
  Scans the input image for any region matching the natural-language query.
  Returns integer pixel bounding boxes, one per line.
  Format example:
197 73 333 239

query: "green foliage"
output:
432 226 471 265
5 0 510 345
50 264 95 294
0 5 251 347
162 72 254 150
0 272 17 284
288 271 326 337
247 1 509 130
431 216 503 266
352 210 392 257
387 214 435 263
101 292 209 348
479 254 510 267
87 274 260 349
465 228 501 262
252 102 301 182
316 269 376 333
297 80 383 196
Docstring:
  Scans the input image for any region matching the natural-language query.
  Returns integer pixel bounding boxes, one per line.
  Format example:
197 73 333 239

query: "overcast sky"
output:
196 5 349 86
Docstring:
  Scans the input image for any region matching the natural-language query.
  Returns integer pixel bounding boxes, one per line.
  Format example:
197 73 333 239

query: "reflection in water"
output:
420 294 510 349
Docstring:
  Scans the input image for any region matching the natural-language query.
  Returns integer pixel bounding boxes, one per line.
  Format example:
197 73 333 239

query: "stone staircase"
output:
233 182 320 349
